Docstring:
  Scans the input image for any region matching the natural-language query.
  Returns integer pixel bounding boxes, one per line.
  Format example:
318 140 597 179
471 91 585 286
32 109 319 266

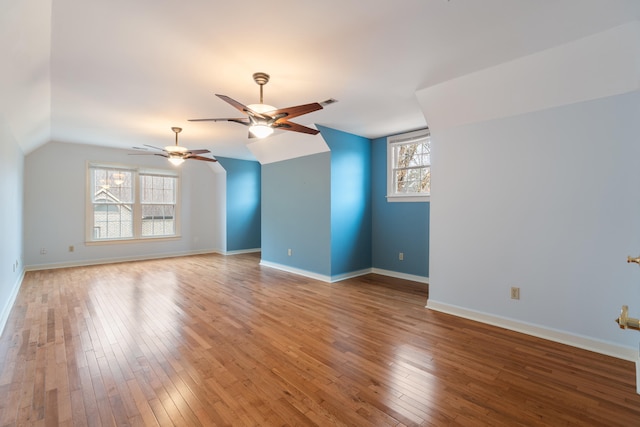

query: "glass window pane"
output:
93 203 133 239
89 165 178 241
141 204 175 237
390 135 431 196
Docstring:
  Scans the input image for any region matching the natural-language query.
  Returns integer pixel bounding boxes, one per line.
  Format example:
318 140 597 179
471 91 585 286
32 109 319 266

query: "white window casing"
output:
86 163 180 243
387 129 431 202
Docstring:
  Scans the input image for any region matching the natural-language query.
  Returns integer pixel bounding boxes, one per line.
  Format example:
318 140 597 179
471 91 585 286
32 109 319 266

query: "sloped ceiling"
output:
3 0 640 160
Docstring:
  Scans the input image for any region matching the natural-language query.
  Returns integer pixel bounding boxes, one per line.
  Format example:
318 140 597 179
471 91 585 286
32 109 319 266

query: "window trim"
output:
86 162 181 243
386 129 431 203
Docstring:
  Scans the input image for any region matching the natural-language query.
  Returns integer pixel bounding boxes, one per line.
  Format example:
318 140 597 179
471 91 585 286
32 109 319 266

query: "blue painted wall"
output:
261 153 332 275
259 128 429 281
216 157 261 252
318 126 372 276
371 136 430 277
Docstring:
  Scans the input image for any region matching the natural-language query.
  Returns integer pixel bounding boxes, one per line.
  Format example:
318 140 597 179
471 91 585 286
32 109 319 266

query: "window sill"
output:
86 236 181 245
386 194 430 203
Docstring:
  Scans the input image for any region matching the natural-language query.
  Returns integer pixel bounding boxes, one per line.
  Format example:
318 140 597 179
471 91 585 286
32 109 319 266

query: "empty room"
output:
2 0 640 425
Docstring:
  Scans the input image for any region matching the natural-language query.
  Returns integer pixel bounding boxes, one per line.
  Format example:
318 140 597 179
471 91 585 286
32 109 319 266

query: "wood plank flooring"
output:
1 253 639 426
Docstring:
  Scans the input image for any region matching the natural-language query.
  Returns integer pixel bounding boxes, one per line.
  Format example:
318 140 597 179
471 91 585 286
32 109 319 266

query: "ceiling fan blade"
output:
186 149 210 155
216 94 271 120
128 152 170 158
143 144 166 152
187 155 217 162
188 117 251 126
274 121 320 135
270 102 323 121
216 94 249 113
320 98 338 107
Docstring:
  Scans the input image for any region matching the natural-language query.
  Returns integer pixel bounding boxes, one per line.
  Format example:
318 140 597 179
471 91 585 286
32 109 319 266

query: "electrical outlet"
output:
40 248 47 255
287 248 292 256
69 245 74 252
399 252 404 261
510 287 520 300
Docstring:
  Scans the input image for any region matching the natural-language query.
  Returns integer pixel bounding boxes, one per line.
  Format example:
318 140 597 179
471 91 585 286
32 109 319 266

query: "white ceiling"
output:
4 0 640 160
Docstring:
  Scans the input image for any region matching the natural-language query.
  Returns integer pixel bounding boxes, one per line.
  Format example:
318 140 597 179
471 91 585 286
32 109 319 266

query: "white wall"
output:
248 130 329 165
0 121 25 335
1 0 52 154
429 92 640 357
24 142 225 269
0 0 50 334
419 22 640 359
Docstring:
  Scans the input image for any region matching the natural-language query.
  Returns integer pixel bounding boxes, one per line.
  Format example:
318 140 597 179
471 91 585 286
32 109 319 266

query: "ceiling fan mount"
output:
189 72 336 138
252 72 270 87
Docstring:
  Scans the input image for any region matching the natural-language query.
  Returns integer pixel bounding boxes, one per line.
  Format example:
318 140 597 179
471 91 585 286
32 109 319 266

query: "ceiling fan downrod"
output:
253 72 270 104
171 127 182 146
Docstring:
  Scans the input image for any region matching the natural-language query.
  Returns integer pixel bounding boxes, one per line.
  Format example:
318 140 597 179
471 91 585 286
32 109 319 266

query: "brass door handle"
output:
627 255 640 265
616 305 640 330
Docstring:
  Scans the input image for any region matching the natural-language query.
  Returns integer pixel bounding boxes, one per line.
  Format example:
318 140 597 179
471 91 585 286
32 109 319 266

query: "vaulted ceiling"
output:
3 0 639 160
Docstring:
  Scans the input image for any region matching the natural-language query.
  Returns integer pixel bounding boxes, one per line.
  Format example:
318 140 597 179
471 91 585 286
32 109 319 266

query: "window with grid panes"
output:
387 129 430 202
88 164 179 242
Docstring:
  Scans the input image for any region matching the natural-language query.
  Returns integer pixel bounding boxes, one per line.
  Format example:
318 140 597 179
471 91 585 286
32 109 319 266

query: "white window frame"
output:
387 129 431 202
86 162 181 243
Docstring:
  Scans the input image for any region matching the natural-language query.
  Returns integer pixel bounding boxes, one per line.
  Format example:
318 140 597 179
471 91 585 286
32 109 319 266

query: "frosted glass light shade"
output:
168 156 185 166
247 103 276 138
249 124 274 138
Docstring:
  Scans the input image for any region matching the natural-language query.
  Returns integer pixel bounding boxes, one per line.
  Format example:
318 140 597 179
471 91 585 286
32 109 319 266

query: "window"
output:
387 129 430 202
87 164 179 242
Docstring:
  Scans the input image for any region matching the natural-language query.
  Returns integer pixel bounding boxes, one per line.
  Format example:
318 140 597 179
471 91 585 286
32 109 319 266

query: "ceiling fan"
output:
131 127 217 166
189 72 336 138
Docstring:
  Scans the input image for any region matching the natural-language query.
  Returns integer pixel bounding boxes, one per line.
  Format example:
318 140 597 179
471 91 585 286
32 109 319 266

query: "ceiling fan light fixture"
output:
112 173 125 186
249 124 274 138
247 101 276 138
168 154 185 166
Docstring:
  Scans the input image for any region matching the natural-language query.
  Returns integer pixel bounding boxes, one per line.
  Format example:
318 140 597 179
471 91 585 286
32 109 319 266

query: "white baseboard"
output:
259 260 332 282
0 269 25 337
259 261 430 285
427 299 638 362
224 248 261 255
24 249 224 271
330 268 372 282
371 268 429 284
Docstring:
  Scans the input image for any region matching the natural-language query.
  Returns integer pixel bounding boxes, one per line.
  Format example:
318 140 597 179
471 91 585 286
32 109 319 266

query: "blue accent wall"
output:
318 126 372 276
371 136 430 277
261 153 331 275
215 157 261 252
259 128 429 281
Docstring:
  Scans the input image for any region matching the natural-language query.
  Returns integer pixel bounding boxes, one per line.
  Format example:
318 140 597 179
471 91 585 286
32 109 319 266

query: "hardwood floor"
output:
1 253 639 426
